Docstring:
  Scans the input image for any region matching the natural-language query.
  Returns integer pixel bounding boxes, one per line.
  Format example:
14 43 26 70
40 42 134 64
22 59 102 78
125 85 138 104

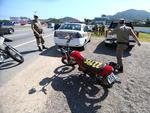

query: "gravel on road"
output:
0 37 150 113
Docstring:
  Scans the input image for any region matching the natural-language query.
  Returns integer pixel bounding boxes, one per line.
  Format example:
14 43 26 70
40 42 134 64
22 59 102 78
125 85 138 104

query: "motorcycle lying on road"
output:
0 35 24 63
57 36 120 88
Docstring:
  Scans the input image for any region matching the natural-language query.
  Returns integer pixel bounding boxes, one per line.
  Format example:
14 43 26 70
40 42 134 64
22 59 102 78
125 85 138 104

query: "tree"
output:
101 14 106 17
0 20 10 23
84 18 91 25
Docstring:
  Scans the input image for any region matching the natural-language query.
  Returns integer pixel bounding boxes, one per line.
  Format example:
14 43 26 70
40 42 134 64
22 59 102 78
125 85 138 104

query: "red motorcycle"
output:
57 37 120 87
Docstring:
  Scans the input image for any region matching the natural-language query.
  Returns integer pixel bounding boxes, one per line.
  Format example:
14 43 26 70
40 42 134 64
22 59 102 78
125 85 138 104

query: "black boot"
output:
42 45 48 49
38 46 42 51
118 65 123 73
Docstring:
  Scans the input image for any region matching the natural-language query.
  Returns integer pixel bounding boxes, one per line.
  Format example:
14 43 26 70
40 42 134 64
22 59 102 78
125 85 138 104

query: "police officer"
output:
31 15 47 51
108 19 141 73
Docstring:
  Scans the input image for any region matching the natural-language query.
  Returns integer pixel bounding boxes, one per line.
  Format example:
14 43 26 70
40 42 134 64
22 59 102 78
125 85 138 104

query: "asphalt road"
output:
1 27 150 113
0 27 55 87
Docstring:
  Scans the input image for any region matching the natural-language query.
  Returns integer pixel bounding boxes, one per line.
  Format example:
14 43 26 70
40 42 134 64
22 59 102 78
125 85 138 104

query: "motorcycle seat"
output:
83 59 106 72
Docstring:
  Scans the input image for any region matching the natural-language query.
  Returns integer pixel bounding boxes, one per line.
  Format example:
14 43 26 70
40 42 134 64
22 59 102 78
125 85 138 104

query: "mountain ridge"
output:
111 9 150 21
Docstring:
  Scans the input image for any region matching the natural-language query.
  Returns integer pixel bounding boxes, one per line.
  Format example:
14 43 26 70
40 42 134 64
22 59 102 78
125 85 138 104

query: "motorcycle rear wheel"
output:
6 45 24 63
61 56 77 66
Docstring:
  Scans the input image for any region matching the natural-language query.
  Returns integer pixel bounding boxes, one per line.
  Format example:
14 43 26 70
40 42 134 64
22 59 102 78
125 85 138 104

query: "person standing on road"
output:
108 19 141 73
98 25 102 36
31 15 47 51
101 24 105 36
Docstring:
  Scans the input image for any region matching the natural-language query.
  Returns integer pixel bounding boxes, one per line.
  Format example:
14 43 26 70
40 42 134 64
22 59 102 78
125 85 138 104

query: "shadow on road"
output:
29 65 109 113
40 46 61 57
20 49 39 55
50 74 108 113
94 41 132 57
0 60 21 70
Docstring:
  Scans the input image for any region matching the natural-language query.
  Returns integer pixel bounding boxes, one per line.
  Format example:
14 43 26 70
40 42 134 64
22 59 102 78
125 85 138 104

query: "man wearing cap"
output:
31 15 47 51
108 19 141 73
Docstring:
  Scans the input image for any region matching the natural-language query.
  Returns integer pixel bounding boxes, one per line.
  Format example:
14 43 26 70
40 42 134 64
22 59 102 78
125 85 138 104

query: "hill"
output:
111 9 150 21
59 17 81 23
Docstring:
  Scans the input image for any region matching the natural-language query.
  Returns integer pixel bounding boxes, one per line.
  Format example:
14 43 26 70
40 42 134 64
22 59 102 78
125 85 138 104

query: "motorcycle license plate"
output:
107 73 116 84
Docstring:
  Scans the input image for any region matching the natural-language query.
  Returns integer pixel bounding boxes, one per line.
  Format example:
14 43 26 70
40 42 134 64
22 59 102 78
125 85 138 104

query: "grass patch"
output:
91 32 105 38
138 33 150 42
91 32 150 42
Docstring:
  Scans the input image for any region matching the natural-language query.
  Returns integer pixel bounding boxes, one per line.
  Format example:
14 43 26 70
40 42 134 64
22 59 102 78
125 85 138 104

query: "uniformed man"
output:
108 19 141 73
101 24 105 36
31 15 47 51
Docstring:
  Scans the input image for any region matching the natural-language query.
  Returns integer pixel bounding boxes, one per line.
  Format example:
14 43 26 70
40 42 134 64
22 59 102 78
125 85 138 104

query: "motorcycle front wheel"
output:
61 56 77 66
5 45 24 63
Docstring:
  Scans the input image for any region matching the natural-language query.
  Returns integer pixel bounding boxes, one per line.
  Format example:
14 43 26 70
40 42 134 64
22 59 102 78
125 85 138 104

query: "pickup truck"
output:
105 21 139 47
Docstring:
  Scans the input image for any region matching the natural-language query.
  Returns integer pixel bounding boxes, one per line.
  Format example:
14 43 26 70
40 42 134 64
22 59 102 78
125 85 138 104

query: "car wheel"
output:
105 43 111 47
58 45 62 48
81 46 85 50
8 28 14 34
88 37 91 43
81 40 87 50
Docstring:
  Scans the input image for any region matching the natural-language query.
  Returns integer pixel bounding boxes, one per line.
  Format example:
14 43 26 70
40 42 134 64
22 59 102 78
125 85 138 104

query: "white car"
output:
54 23 91 49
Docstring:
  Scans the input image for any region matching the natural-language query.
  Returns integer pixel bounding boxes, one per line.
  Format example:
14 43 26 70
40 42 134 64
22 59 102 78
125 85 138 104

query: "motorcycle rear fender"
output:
97 65 113 77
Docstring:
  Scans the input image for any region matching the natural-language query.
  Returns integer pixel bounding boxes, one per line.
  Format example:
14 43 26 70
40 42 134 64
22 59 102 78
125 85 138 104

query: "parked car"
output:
105 21 139 47
54 23 91 49
0 24 14 35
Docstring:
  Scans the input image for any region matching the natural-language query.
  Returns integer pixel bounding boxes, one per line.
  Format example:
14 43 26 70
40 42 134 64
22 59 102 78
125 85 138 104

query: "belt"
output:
117 42 129 45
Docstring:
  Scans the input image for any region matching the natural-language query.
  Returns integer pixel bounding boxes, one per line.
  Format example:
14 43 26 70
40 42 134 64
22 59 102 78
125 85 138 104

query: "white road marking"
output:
5 32 33 38
14 34 53 48
5 28 52 38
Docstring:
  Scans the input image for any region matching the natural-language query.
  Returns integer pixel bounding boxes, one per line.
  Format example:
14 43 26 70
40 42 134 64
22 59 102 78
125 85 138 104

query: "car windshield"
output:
59 24 81 31
109 23 118 28
109 22 133 29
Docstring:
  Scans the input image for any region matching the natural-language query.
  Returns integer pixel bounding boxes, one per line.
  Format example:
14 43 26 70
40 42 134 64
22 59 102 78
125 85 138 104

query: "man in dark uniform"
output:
108 19 141 73
31 15 47 51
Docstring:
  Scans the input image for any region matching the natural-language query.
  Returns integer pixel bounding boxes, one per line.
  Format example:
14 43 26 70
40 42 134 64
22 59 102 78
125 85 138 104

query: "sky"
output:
0 0 150 21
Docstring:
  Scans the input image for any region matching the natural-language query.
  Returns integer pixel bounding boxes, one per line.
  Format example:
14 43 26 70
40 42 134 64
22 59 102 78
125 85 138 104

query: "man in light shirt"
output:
108 19 141 73
31 15 47 51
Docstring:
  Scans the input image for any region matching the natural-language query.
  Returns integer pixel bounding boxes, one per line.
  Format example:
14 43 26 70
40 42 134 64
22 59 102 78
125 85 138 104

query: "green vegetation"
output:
91 32 105 38
91 32 150 42
138 33 150 42
0 20 11 23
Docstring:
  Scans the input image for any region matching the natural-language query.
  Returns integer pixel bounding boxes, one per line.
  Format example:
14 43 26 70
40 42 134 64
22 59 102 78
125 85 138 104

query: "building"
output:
10 17 31 25
10 17 20 24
